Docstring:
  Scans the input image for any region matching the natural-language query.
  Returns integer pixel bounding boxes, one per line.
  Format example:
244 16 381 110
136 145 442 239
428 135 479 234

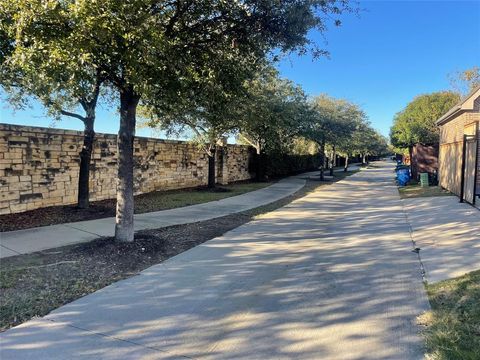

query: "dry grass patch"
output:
420 270 480 360
398 183 453 199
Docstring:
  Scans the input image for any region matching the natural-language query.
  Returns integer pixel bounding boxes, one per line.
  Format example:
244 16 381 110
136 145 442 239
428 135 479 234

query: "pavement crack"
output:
400 200 428 284
62 224 105 238
0 243 22 255
44 318 195 359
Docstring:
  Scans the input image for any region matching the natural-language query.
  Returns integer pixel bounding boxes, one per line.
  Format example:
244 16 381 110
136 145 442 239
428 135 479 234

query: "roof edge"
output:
436 86 480 125
436 107 463 125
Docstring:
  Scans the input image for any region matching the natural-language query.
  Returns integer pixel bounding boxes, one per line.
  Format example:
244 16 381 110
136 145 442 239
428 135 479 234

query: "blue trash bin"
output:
397 168 410 186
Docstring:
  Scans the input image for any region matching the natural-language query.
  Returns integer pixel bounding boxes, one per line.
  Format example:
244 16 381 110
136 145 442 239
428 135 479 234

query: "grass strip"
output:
419 270 480 360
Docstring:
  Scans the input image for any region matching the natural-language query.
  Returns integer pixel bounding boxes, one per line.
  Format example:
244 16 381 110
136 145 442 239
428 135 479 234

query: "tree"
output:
1 2 109 209
235 67 310 180
3 0 353 241
0 13 13 63
304 95 359 179
326 101 363 175
1 63 104 209
353 123 375 164
390 91 460 168
336 115 369 171
140 82 238 188
449 66 480 96
356 128 388 163
371 133 389 158
291 137 318 156
237 68 309 166
341 122 388 166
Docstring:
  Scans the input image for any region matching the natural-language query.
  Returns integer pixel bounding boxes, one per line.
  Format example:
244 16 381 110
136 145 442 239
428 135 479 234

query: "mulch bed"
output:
0 202 116 232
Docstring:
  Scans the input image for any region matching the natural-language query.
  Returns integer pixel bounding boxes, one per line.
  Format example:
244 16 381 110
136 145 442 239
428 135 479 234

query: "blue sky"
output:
1 0 479 139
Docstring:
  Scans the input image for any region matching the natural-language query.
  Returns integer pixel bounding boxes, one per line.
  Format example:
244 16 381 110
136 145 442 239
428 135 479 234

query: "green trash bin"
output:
420 173 429 187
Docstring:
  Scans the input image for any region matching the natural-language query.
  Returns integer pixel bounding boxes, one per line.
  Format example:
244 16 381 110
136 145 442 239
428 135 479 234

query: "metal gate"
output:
461 134 478 205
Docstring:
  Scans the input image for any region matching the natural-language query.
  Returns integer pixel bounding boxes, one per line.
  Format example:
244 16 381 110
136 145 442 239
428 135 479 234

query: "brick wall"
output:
411 144 439 180
0 123 255 215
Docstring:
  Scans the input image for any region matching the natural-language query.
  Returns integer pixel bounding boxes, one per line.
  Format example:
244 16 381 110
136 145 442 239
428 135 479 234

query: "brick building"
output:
437 87 480 206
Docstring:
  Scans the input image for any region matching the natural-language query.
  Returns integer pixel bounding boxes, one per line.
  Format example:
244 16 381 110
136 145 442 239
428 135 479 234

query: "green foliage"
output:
390 91 460 149
305 94 360 146
389 144 408 156
1 0 356 142
303 94 388 159
253 153 321 178
236 66 310 155
0 14 13 64
2 0 352 103
139 83 237 156
350 123 389 157
291 137 319 155
0 1 103 120
142 65 313 159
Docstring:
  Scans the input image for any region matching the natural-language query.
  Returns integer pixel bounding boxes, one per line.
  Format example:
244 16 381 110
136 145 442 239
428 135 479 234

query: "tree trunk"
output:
254 143 266 182
207 145 216 189
115 87 140 242
77 117 95 209
362 153 367 164
344 154 349 172
319 140 326 181
329 145 336 176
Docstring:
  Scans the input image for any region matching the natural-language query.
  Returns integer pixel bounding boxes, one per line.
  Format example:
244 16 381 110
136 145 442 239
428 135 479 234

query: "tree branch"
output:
184 120 212 156
239 133 261 153
60 110 86 122
238 133 257 147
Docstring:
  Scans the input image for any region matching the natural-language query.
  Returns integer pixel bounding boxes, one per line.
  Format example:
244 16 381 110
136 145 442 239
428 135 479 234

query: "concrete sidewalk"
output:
0 162 428 359
403 196 480 283
0 173 311 258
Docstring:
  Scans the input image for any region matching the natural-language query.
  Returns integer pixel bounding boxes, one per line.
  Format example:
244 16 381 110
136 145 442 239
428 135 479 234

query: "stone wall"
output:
0 123 255 215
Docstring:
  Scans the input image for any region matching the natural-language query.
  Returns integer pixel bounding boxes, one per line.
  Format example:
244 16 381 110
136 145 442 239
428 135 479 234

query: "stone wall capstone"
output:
0 123 255 215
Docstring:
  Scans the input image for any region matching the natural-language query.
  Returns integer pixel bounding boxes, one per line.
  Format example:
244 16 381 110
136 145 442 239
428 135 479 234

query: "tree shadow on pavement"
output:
1 164 430 360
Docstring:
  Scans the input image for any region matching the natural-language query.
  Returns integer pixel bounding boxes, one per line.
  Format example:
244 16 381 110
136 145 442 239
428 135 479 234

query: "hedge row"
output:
250 153 321 179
